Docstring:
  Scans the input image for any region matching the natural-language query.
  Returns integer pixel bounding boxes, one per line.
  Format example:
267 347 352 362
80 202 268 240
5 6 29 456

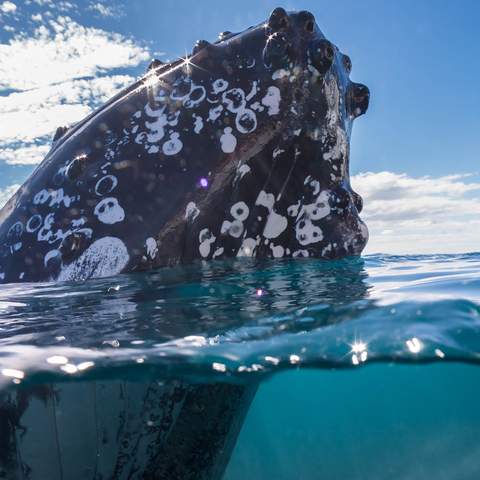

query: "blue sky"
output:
0 0 479 253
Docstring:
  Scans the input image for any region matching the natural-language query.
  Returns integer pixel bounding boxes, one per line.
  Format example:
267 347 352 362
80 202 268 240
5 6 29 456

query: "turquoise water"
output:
1 253 480 478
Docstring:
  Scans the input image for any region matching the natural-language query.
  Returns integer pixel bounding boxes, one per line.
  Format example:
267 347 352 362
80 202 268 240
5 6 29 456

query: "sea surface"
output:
1 253 480 479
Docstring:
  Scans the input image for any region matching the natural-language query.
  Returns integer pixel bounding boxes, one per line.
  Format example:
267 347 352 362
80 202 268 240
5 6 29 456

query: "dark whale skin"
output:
0 8 370 284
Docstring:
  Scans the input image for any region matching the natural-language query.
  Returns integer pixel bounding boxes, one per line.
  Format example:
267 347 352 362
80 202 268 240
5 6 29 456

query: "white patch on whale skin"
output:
270 244 285 258
6 222 23 253
230 201 249 221
57 237 130 282
220 127 237 153
199 228 216 258
33 188 76 208
208 105 224 122
0 273 4 281
296 219 323 246
255 190 288 239
184 84 206 108
213 247 224 258
145 237 158 259
272 69 289 80
304 191 331 220
26 214 42 233
221 220 244 238
162 132 183 156
293 249 310 258
222 88 246 113
185 202 200 222
44 249 61 267
94 197 125 225
246 80 258 101
235 108 257 134
261 86 281 116
272 147 284 159
235 164 251 183
287 201 300 217
192 114 204 134
304 176 320 196
256 191 275 210
148 145 159 154
237 237 256 257
250 101 265 112
37 213 55 242
142 105 170 142
322 244 333 256
263 211 288 239
212 79 229 94
95 175 118 196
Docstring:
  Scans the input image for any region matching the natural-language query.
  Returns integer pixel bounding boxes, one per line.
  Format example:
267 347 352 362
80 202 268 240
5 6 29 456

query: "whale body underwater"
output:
0 8 370 284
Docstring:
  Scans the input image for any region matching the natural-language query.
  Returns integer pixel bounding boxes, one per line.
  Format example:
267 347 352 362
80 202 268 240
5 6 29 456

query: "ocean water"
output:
0 253 480 479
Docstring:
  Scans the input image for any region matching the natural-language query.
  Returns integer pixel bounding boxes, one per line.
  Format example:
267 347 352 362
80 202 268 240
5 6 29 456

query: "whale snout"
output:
322 185 368 256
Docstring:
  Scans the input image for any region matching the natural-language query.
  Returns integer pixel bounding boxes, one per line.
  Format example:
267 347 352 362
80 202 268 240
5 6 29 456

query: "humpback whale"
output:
0 7 369 285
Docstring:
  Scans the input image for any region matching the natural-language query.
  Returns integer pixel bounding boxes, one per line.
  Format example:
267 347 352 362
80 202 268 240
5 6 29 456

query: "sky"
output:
0 0 479 254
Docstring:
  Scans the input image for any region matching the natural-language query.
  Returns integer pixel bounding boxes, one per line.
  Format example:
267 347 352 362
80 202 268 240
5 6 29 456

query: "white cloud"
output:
0 184 20 209
0 16 148 90
89 2 119 17
0 75 134 144
0 145 49 165
352 171 480 254
0 1 16 13
0 15 149 166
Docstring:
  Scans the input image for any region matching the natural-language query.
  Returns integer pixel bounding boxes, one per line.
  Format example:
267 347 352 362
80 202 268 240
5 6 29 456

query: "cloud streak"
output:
0 75 134 144
0 16 148 91
352 171 480 254
0 14 149 166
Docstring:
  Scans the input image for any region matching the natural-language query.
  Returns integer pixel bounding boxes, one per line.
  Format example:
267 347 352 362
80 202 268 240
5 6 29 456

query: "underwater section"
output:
0 253 479 478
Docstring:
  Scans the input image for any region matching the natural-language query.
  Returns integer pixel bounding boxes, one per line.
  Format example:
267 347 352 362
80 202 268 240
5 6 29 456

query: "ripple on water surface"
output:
0 253 479 387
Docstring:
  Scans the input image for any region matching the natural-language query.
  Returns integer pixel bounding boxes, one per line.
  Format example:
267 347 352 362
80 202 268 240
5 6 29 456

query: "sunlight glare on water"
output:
0 253 479 388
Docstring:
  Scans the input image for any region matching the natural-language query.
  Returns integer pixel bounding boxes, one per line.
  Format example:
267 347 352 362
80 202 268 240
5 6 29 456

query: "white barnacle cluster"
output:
92 172 125 225
234 163 251 184
23 154 129 281
28 207 93 251
317 75 348 170
198 228 216 258
57 237 129 282
287 175 331 248
256 190 288 240
145 237 158 260
185 201 200 222
129 72 282 158
33 188 77 209
221 201 250 239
